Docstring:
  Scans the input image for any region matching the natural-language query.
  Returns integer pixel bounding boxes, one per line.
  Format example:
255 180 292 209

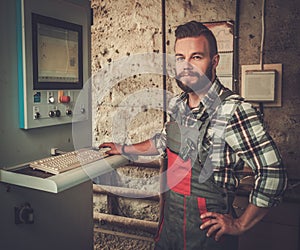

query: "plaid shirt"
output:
153 79 287 207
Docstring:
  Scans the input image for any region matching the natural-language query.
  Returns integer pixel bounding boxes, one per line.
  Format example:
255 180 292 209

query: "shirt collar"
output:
168 78 225 120
201 78 224 114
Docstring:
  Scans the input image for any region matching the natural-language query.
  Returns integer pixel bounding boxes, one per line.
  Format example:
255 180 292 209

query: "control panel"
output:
20 89 87 129
17 0 90 129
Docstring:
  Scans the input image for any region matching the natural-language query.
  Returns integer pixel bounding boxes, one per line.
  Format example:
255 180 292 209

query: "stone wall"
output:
91 0 164 147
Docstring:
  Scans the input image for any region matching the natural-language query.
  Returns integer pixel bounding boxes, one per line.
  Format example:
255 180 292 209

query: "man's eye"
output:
192 55 202 60
176 57 184 62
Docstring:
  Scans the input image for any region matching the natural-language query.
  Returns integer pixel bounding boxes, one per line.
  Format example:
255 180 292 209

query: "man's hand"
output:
200 204 269 241
200 212 244 241
99 139 159 156
99 142 121 155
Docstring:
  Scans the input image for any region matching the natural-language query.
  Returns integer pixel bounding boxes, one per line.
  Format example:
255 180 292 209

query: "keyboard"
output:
29 148 109 175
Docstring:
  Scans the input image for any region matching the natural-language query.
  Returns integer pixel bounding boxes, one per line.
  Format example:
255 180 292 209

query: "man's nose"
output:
182 60 193 70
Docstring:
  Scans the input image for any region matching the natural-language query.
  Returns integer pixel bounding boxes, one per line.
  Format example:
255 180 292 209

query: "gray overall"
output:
155 90 239 250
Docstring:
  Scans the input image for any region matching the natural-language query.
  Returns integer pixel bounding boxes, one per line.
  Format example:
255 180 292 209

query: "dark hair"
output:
175 20 218 58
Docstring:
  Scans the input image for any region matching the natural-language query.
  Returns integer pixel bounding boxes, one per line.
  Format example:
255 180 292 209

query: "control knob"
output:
48 96 55 104
66 109 72 116
55 110 61 117
34 112 40 119
49 110 55 118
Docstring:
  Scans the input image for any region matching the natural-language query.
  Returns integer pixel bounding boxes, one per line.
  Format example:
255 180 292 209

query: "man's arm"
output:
99 139 159 156
200 203 269 241
199 102 287 241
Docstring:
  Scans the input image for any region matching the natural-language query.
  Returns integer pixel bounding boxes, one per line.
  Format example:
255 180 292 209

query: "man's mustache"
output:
176 71 202 78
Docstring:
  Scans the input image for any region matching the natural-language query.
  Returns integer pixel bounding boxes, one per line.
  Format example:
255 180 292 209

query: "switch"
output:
60 95 71 103
15 203 34 224
49 110 55 117
47 91 55 104
58 90 70 103
33 106 40 120
66 109 72 116
55 110 61 117
34 112 40 119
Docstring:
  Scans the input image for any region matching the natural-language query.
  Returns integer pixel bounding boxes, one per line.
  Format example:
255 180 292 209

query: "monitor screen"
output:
32 13 83 90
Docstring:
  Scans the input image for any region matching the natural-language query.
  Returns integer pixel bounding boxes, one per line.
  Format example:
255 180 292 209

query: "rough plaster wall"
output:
91 0 163 234
239 0 300 178
91 0 164 146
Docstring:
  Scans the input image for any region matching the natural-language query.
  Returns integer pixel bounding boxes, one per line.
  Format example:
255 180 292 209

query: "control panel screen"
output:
32 13 83 90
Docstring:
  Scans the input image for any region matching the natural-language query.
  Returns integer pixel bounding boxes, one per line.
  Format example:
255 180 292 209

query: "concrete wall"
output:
91 0 164 147
92 0 300 179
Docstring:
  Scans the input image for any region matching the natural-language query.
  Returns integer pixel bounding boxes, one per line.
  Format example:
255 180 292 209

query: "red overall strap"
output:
197 197 209 223
183 196 187 250
167 148 192 195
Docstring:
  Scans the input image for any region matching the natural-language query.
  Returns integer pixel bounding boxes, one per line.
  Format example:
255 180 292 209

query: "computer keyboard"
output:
29 148 109 175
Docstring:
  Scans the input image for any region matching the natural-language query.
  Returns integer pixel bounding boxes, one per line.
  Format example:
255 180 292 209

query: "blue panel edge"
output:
16 0 25 129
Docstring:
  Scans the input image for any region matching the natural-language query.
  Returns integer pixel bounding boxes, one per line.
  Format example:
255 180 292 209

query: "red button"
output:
60 95 70 103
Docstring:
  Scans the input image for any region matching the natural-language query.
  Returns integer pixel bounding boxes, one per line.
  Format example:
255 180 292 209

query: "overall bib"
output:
155 92 238 250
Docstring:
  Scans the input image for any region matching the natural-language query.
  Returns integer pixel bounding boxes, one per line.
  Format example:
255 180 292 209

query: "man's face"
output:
175 36 218 93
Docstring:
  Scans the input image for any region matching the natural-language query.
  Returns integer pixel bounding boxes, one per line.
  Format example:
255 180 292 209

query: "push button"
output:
60 95 71 103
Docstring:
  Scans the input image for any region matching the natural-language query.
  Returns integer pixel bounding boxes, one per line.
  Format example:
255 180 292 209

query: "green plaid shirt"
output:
154 79 287 207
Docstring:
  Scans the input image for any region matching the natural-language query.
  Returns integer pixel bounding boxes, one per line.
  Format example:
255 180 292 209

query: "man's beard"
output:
175 63 213 93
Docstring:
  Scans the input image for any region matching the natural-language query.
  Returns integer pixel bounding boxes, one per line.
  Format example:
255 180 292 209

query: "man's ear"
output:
212 54 220 68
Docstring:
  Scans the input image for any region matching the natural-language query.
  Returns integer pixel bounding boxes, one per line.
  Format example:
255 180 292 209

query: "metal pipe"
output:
161 0 167 124
234 0 240 93
94 212 159 234
126 159 161 169
93 184 160 201
94 227 155 242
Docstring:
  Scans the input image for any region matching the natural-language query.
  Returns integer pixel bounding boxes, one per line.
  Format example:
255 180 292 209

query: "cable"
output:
258 0 266 114
234 0 240 93
260 0 266 70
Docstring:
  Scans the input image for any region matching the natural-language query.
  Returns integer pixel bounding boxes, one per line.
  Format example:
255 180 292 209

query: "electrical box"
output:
243 70 276 101
241 64 282 107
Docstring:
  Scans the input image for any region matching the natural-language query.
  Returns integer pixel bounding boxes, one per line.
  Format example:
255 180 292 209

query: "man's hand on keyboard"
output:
98 142 121 155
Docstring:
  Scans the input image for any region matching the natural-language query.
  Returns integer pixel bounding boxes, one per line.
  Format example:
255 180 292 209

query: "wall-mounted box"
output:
241 64 283 107
243 70 276 101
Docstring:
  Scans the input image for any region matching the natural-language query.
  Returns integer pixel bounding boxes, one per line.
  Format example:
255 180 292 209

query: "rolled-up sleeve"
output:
151 127 167 156
226 103 288 207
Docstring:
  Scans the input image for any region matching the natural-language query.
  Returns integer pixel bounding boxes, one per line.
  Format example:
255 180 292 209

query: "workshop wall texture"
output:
91 0 300 178
91 0 164 147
